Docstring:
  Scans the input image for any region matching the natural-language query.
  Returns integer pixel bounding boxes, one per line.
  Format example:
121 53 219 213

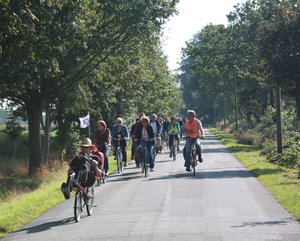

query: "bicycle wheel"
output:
74 191 83 222
144 148 148 177
102 173 106 184
192 160 196 176
172 142 176 161
116 150 123 173
86 187 95 216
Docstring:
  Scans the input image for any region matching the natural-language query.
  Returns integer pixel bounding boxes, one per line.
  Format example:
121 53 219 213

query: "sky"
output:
161 0 247 71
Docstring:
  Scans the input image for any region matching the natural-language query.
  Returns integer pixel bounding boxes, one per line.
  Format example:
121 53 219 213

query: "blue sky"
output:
161 0 247 71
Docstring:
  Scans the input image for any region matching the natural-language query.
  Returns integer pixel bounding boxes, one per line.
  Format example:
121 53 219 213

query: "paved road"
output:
3 130 300 241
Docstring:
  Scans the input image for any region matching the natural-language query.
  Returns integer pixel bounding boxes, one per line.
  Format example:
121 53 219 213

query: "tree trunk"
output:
295 82 300 128
42 106 51 166
27 102 43 177
269 88 275 108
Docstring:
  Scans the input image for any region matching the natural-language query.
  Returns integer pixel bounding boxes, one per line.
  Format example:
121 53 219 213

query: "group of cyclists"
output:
61 109 205 199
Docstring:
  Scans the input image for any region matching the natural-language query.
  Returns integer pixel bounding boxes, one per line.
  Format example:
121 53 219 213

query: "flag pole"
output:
88 112 91 138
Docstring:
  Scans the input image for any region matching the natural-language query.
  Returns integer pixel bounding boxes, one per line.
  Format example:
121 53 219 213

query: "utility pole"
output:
233 66 238 133
276 83 282 154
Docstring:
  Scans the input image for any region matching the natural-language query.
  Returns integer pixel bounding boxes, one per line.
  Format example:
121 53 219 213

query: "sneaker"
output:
150 168 154 172
61 183 70 200
185 168 192 172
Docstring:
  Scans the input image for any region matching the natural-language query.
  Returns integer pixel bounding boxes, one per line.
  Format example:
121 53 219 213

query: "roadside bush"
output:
235 129 263 146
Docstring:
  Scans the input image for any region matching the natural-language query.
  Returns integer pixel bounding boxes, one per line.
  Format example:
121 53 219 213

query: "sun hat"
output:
78 137 92 147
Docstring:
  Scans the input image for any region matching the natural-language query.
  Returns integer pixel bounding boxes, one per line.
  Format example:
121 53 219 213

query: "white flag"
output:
79 113 90 128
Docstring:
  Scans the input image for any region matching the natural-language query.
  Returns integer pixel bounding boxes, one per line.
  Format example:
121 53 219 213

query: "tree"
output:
0 0 179 176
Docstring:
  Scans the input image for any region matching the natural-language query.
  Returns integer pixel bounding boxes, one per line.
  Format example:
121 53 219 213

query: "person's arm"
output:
176 122 181 133
197 119 205 137
124 125 129 139
111 125 116 138
106 129 112 146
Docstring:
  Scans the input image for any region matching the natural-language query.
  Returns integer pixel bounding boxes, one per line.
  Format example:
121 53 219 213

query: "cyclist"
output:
135 116 155 171
168 116 181 157
130 118 140 159
111 117 129 167
150 113 162 154
162 117 170 149
183 110 205 172
93 120 111 177
61 137 102 199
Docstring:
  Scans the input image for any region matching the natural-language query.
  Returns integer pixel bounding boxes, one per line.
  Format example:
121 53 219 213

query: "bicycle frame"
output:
114 138 124 173
139 141 150 177
70 170 95 222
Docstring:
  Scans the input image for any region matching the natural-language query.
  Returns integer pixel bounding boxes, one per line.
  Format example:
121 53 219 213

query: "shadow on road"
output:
147 168 257 181
231 218 295 228
107 171 142 183
12 218 74 234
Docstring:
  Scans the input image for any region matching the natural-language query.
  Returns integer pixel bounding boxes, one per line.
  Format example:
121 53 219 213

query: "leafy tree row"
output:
180 0 299 127
0 0 182 176
179 0 300 171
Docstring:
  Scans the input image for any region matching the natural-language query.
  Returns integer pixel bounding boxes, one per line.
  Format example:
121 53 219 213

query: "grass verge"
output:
0 168 67 239
0 148 133 239
210 128 300 221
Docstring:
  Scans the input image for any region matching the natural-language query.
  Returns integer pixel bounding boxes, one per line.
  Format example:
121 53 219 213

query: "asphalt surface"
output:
3 130 300 241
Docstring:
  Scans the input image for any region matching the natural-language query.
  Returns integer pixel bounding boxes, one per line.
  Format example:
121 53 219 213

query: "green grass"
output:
0 168 67 239
0 147 133 239
210 128 300 221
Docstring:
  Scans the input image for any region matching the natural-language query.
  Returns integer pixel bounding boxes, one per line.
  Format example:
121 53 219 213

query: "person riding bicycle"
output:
168 116 181 157
162 117 170 149
150 113 162 154
61 137 102 199
93 120 111 177
111 117 129 167
135 116 155 171
183 110 205 172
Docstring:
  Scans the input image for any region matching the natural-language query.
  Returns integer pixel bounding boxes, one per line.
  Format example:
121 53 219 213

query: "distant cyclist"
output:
183 110 205 172
167 116 181 157
111 117 129 167
135 116 155 171
150 113 162 154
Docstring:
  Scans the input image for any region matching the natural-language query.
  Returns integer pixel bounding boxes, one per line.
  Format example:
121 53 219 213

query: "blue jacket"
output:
111 124 129 141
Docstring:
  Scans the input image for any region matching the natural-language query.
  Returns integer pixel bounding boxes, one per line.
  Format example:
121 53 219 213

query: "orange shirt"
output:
184 118 202 138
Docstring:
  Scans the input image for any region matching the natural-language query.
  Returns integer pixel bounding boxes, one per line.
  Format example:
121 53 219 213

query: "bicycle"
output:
114 137 125 173
139 141 151 177
69 169 95 222
190 143 197 176
169 133 177 161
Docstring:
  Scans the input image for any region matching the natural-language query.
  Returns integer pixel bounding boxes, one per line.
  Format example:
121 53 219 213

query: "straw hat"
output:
78 137 92 147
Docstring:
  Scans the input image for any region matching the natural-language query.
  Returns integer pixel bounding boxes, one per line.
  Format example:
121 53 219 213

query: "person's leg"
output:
121 141 127 166
140 142 146 172
184 138 192 169
103 148 110 175
176 134 180 151
194 138 203 162
169 135 174 157
148 142 154 169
